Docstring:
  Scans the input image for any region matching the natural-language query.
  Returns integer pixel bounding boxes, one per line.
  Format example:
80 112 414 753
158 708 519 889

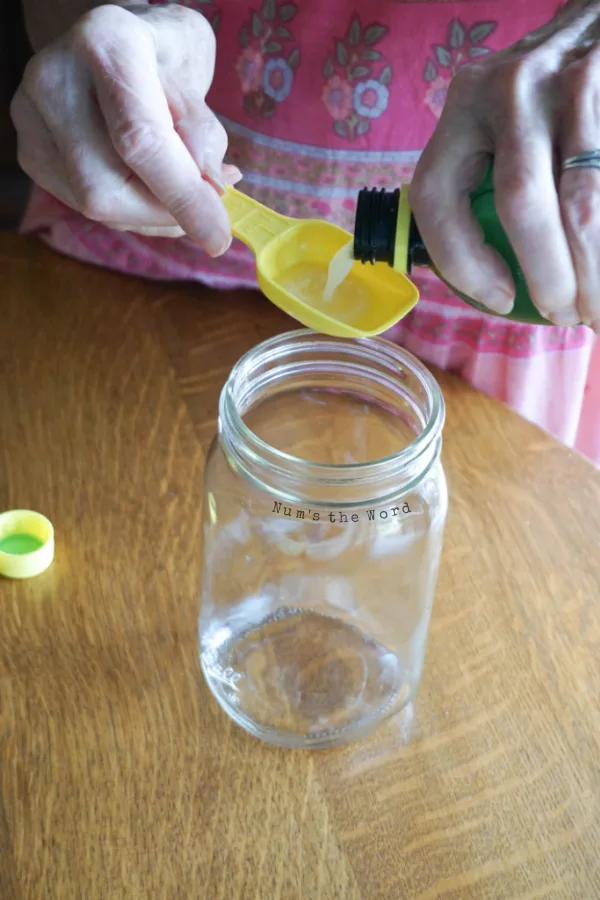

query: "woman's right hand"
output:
10 3 240 255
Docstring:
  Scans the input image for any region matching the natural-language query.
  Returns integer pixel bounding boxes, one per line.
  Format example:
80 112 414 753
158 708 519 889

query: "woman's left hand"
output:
409 0 600 331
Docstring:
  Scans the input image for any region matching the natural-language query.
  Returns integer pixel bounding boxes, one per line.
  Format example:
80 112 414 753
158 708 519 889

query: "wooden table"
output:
1 232 600 900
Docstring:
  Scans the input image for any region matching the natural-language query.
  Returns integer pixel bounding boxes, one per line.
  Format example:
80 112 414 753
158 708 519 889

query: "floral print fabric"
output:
321 17 392 138
236 2 300 114
20 0 600 465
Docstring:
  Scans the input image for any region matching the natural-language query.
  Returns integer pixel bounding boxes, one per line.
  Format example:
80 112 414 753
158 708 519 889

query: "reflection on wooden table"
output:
1 233 599 899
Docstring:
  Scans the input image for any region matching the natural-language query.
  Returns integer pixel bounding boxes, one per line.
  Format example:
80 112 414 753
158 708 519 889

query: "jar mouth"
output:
219 330 445 503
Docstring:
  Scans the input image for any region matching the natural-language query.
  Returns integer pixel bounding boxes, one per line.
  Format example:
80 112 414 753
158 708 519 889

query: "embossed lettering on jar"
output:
199 330 447 749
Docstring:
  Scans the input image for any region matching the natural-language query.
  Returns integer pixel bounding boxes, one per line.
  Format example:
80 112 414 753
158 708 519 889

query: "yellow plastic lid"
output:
0 510 55 579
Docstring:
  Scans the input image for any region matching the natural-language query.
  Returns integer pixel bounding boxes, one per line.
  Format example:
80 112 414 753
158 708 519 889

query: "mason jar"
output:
199 329 447 749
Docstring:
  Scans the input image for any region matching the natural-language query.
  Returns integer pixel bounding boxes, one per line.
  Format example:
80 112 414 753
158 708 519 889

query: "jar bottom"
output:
200 605 416 749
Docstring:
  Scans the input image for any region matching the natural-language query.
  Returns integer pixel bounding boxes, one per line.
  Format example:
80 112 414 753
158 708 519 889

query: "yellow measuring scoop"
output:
222 188 419 338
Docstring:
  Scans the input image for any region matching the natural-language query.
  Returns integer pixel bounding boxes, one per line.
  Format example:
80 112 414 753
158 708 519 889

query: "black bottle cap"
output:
354 187 400 265
407 215 431 269
354 187 432 271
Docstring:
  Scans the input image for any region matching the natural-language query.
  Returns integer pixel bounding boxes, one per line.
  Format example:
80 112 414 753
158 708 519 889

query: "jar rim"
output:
219 330 444 495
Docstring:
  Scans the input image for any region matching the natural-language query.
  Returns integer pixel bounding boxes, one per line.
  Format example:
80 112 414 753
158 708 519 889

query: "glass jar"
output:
199 329 447 749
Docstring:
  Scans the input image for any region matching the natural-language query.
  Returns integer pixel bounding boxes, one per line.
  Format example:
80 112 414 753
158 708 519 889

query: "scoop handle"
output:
222 187 290 256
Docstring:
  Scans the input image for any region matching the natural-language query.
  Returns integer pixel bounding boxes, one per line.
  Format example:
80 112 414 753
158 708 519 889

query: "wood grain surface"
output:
1 232 599 900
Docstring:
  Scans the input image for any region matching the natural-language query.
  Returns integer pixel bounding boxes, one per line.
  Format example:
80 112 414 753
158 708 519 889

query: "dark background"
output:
1 0 33 229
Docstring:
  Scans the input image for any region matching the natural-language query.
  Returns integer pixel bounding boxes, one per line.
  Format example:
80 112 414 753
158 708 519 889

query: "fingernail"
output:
474 287 514 315
546 306 580 326
204 164 226 194
206 231 232 257
223 165 243 186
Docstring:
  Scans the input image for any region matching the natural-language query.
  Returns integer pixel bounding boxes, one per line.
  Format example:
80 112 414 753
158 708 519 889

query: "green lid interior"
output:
0 534 45 555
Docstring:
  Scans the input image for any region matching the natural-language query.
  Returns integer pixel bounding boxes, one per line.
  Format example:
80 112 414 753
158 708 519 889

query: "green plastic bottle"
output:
352 163 548 326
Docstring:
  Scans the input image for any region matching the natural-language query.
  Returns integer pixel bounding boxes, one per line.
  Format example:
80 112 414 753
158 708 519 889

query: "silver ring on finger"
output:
562 150 600 171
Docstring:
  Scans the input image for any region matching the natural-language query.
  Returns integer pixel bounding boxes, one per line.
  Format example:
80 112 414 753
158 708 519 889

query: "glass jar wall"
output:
199 330 447 749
